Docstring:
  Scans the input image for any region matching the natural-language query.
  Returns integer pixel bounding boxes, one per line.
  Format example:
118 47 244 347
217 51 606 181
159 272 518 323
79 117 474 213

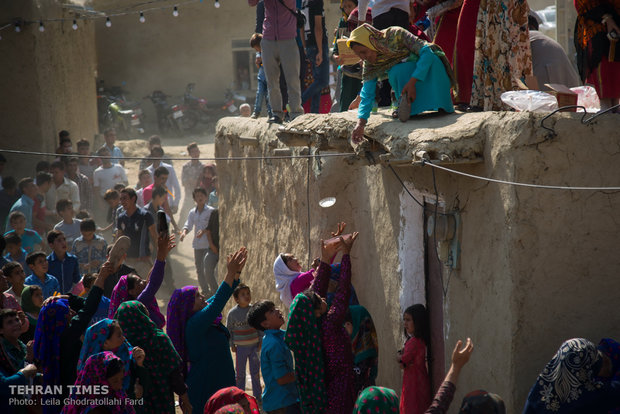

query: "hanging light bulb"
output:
105 17 112 27
72 19 78 30
214 0 221 8
14 22 21 32
39 21 45 32
139 12 145 23
173 6 179 17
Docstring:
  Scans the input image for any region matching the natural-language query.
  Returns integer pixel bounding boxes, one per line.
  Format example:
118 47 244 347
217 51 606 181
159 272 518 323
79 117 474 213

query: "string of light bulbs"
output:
0 0 221 36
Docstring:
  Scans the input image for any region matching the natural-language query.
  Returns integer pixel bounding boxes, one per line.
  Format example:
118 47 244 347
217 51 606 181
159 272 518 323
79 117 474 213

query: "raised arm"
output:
326 253 351 325
325 232 358 324
188 247 247 334
138 234 175 302
425 338 474 414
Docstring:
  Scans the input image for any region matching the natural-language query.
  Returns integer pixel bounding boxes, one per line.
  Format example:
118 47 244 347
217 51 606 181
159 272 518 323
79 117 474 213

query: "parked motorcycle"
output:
97 82 145 137
183 83 212 125
221 88 248 114
144 90 188 135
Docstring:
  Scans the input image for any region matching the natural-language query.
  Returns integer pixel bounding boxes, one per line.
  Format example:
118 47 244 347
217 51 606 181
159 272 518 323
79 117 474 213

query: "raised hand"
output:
227 247 248 278
451 338 474 369
331 222 346 237
98 261 115 280
156 233 176 261
321 238 342 263
132 346 145 367
340 232 359 255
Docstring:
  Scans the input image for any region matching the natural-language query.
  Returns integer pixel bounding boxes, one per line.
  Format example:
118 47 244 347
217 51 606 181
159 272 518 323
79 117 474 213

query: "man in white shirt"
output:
45 160 80 213
145 146 181 213
93 147 128 198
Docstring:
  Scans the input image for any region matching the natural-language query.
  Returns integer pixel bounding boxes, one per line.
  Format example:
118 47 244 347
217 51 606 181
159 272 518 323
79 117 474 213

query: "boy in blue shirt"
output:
4 211 43 254
46 229 81 294
4 233 30 276
247 300 300 414
24 251 60 299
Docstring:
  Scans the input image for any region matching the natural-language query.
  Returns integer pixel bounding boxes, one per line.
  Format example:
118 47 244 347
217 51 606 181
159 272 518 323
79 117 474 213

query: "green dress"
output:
115 300 182 414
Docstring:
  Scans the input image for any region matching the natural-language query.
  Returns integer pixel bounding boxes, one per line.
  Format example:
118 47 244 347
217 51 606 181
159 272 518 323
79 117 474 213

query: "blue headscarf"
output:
522 338 613 414
77 318 133 390
34 298 70 387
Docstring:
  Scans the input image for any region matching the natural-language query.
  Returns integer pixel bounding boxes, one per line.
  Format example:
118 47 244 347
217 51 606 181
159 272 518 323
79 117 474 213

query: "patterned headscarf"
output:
62 351 135 414
459 390 506 414
166 286 198 377
214 404 244 414
348 24 456 87
284 293 327 413
353 386 399 413
115 300 182 413
349 305 378 374
204 386 260 414
108 275 130 319
77 319 133 390
108 275 164 328
523 338 605 413
21 285 42 316
34 298 69 387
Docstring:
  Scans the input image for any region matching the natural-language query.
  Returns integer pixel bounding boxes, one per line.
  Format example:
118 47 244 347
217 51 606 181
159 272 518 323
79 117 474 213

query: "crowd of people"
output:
1 141 619 414
0 2 619 410
242 0 619 130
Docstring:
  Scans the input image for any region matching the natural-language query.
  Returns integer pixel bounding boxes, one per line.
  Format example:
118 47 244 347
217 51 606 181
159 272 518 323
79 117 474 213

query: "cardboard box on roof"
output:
514 77 578 112
544 84 578 111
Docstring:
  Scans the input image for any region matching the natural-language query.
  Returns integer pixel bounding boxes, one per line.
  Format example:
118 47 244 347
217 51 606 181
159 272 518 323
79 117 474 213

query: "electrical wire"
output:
430 165 452 298
0 0 204 32
0 148 356 162
388 164 424 207
420 161 620 191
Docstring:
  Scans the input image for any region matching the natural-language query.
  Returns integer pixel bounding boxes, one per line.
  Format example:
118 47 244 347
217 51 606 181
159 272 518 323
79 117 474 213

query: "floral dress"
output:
470 0 532 110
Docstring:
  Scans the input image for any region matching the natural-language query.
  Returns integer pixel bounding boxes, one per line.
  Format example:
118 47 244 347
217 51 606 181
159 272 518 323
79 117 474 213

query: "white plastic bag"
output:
501 90 559 112
570 86 600 112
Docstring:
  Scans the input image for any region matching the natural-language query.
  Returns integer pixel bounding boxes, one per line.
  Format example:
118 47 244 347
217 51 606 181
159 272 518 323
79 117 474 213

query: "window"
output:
231 40 257 91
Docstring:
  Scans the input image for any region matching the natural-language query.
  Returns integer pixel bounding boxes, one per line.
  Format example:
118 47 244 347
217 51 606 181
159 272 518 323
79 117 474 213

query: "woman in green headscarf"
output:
20 285 43 342
353 386 399 413
284 292 328 414
345 305 379 394
115 300 191 414
348 24 455 142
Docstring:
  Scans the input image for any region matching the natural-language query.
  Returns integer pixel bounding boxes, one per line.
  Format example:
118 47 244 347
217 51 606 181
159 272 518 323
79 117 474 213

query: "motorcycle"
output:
221 88 248 114
144 90 188 135
97 82 145 137
182 83 212 125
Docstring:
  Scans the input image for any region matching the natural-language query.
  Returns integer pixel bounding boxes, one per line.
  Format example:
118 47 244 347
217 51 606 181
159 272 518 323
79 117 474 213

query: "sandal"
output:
397 92 411 122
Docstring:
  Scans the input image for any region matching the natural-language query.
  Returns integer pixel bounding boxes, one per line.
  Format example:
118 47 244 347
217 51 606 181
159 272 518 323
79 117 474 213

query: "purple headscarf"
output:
109 275 165 329
166 286 199 377
62 351 135 414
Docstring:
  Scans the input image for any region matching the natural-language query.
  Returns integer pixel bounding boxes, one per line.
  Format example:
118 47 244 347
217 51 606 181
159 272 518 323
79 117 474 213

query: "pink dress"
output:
400 337 431 414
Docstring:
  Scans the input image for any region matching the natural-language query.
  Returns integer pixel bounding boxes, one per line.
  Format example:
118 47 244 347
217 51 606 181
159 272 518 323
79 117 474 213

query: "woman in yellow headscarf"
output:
348 24 455 143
